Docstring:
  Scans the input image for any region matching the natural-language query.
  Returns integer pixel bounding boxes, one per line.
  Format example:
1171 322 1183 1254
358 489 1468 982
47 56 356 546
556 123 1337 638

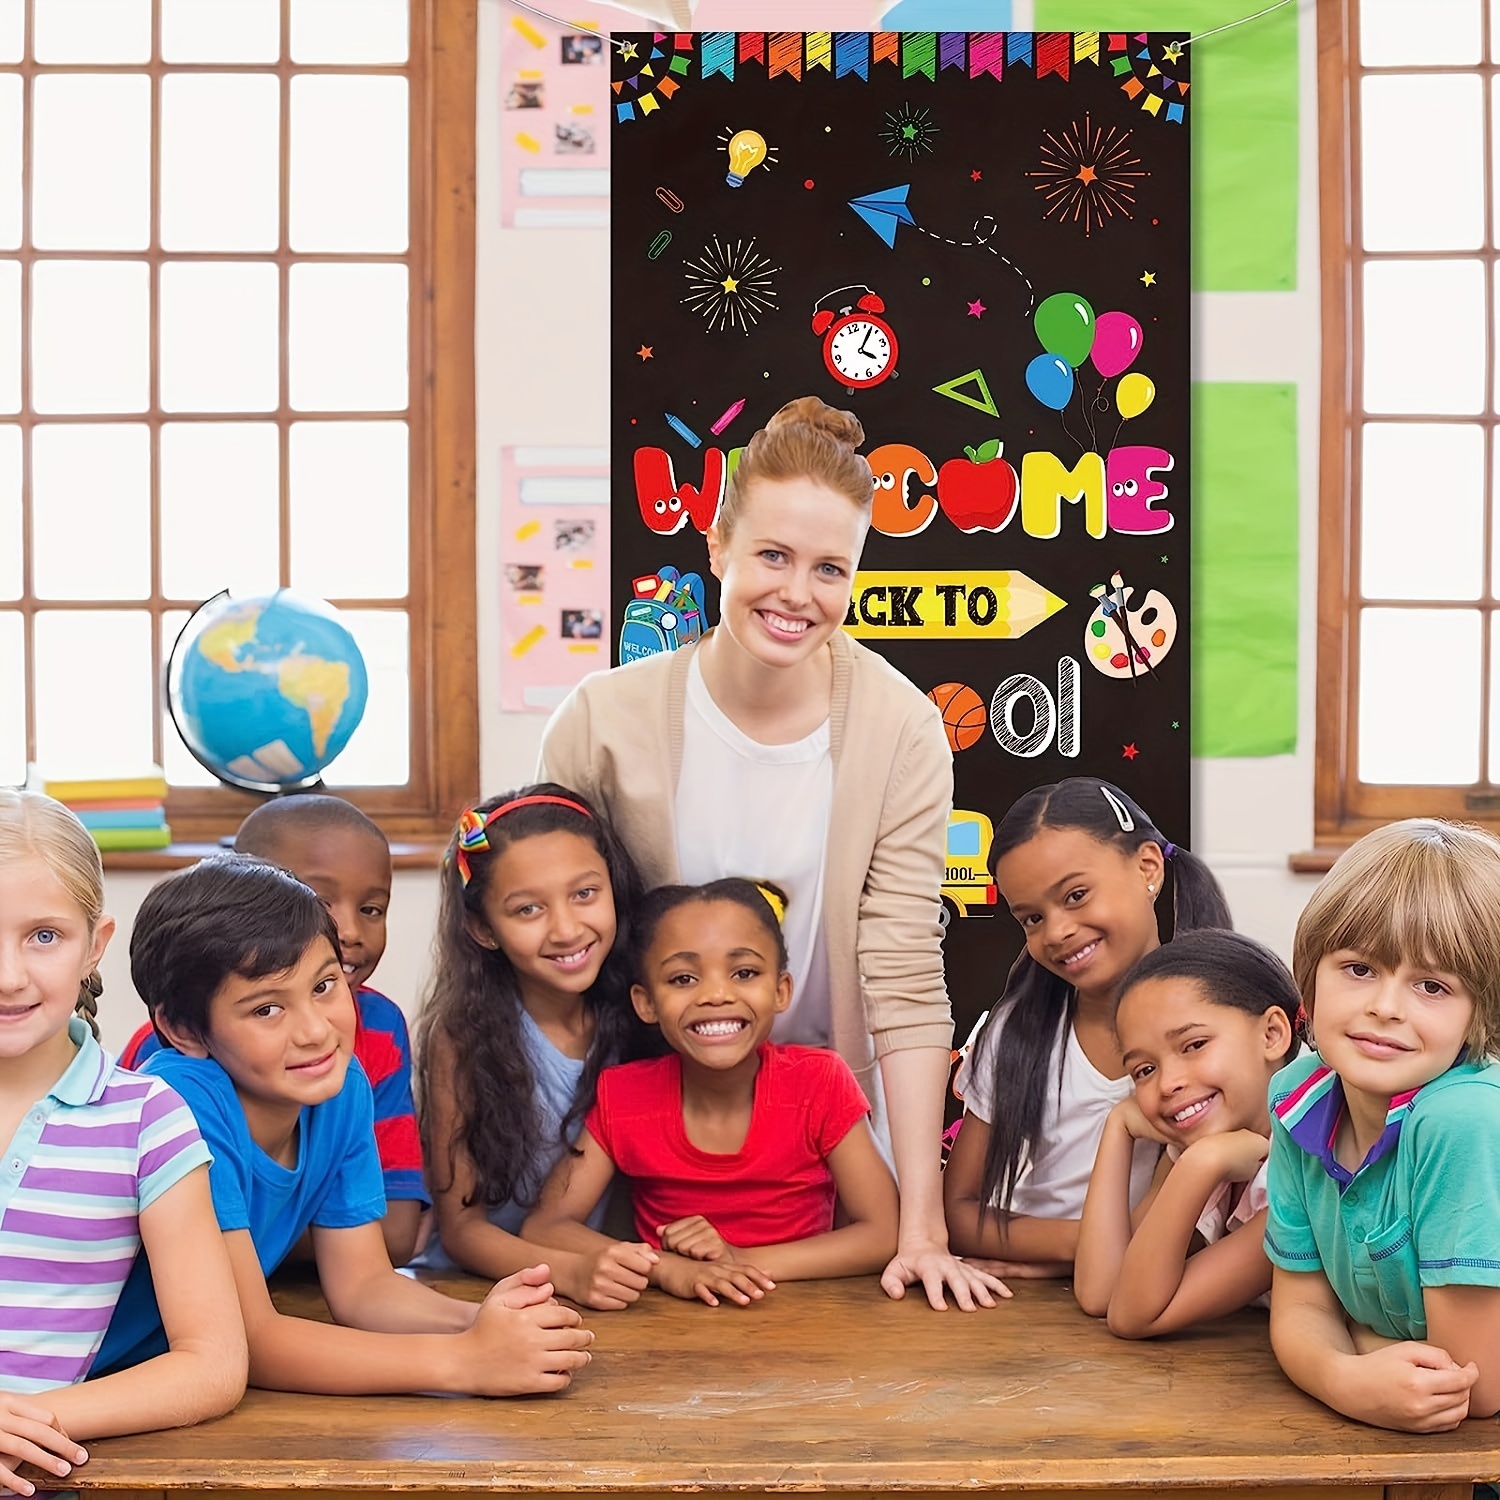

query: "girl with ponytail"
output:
943 777 1232 1273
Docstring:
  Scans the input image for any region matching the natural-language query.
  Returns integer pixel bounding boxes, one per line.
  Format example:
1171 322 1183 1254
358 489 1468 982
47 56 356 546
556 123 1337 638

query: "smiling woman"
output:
539 396 1006 1312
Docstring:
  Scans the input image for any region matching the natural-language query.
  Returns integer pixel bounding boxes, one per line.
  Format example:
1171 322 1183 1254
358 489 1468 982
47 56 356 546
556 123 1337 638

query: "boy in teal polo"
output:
1266 819 1500 1433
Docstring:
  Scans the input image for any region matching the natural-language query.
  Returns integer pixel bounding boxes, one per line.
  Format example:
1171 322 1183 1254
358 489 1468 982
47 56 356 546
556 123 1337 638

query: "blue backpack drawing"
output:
618 565 708 664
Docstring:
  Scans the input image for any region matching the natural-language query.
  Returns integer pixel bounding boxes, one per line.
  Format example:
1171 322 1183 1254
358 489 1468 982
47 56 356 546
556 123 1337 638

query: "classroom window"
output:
0 0 477 849
1316 0 1500 840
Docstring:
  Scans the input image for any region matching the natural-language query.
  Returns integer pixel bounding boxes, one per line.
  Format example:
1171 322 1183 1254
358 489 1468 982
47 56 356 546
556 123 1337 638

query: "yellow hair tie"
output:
755 883 786 924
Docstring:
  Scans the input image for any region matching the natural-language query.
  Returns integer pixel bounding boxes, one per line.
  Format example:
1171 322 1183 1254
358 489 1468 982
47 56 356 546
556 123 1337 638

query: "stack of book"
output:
36 768 171 852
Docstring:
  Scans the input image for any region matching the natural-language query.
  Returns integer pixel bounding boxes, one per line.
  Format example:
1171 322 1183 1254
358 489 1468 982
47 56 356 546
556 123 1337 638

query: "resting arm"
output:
1269 1266 1475 1432
1074 1104 1148 1316
1106 1133 1272 1338
943 1108 1078 1266
728 1120 898 1282
1424 1285 1500 1418
46 1166 246 1436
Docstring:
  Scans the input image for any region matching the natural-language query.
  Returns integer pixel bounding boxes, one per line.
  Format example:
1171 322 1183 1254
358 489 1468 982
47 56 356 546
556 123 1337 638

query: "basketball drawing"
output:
927 681 988 753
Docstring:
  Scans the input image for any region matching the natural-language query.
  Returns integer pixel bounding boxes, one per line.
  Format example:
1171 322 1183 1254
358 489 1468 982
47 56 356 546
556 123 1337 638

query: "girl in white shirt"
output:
1074 929 1302 1336
944 777 1231 1273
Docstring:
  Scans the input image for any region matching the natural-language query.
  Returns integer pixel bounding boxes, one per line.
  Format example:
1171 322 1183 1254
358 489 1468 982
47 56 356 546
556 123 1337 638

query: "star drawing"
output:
881 104 939 162
682 236 781 334
1028 114 1149 236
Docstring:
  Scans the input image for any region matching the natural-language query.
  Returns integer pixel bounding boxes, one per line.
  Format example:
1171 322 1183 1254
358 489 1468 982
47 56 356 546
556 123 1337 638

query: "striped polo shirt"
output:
0 1016 210 1393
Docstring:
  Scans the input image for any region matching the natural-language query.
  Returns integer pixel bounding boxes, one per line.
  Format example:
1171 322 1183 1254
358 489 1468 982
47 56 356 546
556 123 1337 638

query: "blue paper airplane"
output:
849 185 916 248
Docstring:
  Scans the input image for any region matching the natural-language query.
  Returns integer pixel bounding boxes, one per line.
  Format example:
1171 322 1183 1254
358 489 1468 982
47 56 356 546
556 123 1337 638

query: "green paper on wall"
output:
1032 0 1298 291
1193 382 1299 757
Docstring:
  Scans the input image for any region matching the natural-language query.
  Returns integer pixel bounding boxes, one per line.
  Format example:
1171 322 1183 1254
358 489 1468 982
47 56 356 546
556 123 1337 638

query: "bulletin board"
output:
610 31 1190 1027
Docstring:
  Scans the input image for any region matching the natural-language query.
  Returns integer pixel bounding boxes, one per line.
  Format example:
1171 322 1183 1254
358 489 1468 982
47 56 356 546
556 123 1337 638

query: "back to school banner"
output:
611 30 1191 1034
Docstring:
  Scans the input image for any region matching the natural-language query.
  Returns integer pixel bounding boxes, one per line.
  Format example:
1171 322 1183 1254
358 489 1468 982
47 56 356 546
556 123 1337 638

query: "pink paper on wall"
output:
500 447 612 711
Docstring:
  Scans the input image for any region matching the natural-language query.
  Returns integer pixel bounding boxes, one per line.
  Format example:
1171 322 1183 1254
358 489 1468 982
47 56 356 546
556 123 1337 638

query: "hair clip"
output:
454 794 594 887
755 883 787 924
1099 785 1135 832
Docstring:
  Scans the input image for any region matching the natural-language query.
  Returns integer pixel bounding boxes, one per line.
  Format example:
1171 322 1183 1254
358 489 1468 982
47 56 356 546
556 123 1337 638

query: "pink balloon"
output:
1091 312 1144 378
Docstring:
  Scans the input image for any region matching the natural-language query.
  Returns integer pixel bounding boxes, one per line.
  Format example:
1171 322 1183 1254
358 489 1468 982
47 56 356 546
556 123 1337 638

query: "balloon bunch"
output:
1024 293 1155 445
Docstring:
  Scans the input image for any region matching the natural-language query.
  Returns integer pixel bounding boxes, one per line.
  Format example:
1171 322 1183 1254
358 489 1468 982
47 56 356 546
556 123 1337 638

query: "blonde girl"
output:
0 791 245 1490
541 396 1004 1311
1074 930 1301 1335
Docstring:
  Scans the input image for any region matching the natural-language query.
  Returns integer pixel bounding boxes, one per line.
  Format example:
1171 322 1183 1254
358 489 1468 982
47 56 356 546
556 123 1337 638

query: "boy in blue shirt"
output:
96 854 593 1397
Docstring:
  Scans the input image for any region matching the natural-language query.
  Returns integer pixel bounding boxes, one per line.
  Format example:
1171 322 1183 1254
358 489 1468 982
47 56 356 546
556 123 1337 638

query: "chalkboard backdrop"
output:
611 30 1190 1046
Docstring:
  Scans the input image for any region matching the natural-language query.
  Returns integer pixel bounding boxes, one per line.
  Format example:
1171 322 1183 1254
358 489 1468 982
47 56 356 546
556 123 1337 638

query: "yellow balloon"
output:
1117 372 1155 421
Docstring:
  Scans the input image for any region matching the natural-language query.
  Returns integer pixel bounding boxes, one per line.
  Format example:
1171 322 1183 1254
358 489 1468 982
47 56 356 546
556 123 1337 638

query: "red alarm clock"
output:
811 285 899 391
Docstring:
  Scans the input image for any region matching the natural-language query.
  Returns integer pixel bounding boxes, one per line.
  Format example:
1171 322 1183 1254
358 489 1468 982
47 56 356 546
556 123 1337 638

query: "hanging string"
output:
1178 0 1298 47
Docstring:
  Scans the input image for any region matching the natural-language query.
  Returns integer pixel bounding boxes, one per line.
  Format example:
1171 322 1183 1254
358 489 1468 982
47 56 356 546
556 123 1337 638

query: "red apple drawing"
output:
936 439 1019 534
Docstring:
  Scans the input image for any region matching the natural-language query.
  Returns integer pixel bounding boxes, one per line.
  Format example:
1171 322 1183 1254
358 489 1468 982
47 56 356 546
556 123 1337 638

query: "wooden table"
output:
68 1277 1500 1500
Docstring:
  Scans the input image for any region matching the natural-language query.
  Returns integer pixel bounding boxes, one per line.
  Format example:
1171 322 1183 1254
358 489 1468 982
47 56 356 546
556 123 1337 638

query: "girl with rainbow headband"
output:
944 777 1232 1273
413 785 663 1308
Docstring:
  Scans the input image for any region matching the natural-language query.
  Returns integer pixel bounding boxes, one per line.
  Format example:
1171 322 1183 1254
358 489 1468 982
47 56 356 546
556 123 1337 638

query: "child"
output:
1267 818 1500 1433
413 786 663 1309
523 879 899 1306
1074 930 1300 1336
944 777 1231 1272
0 792 244 1490
122 795 427 1267
92 853 594 1397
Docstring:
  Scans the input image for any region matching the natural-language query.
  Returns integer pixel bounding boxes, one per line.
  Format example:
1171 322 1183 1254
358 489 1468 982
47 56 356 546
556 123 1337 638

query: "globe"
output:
167 590 370 793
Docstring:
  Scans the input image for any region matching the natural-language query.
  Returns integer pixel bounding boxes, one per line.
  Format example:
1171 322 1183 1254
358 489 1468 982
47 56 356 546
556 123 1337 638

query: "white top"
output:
954 998 1158 1217
676 653 834 1046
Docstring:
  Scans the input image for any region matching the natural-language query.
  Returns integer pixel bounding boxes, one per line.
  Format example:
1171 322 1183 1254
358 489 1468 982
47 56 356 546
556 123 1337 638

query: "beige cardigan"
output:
537 631 955 1109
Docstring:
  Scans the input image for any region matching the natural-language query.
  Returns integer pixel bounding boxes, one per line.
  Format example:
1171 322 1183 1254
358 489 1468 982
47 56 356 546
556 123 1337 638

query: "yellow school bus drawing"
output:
942 809 998 920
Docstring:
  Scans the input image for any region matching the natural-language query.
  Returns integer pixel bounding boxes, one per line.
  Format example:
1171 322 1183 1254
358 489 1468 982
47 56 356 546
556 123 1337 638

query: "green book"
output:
89 826 173 852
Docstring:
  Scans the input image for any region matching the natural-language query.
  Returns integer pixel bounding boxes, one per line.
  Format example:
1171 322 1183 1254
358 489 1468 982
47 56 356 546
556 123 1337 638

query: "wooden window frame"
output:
1314 0 1500 851
9 0 477 861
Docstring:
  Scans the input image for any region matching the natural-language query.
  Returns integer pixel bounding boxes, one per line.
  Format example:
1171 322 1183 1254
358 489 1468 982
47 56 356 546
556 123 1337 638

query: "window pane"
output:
160 262 279 412
289 264 408 411
291 0 407 63
0 612 22 786
0 77 19 250
1487 616 1500 784
0 1 20 64
34 0 149 62
33 610 153 779
0 425 18 600
290 421 408 598
1365 0 1480 64
161 76 280 251
0 261 17 414
32 76 150 251
319 609 407 786
161 610 218 786
162 0 279 63
290 76 408 252
1362 423 1484 600
1364 260 1484 415
161 423 280 600
1362 75 1482 252
31 261 149 413
1359 607 1481 783
31 424 150 599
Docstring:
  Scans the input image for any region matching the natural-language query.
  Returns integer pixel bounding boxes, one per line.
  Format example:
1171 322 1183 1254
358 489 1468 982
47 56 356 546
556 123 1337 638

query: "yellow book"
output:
35 767 168 804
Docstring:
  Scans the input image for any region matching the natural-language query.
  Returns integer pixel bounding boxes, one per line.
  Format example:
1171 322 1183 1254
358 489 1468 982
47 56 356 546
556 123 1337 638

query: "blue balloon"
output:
1026 353 1074 411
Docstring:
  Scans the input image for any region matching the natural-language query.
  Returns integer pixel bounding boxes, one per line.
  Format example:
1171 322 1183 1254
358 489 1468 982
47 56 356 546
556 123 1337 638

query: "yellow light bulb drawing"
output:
725 129 768 188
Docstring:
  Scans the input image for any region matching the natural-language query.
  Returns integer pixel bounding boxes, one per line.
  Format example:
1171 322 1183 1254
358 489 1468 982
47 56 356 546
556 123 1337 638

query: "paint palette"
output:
1084 571 1178 679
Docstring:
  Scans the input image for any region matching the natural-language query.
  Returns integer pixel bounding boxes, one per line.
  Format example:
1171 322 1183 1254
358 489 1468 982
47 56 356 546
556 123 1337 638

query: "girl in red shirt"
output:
523 880 899 1306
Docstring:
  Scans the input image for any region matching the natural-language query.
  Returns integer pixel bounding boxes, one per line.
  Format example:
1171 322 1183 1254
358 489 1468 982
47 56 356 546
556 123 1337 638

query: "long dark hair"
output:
415 783 657 1210
1117 929 1301 1063
974 777 1232 1216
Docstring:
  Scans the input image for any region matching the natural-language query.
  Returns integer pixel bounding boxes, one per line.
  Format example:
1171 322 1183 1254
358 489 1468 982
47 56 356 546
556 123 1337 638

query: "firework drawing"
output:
881 104 939 161
1028 115 1148 236
682 235 781 334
